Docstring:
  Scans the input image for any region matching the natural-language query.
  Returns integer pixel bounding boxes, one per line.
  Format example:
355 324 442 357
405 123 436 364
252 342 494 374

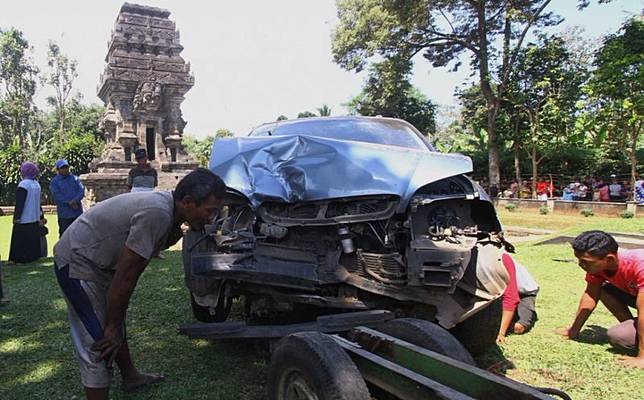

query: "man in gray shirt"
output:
54 168 226 400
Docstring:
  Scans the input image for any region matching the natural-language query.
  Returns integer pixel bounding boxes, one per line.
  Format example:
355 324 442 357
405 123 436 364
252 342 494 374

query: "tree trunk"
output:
630 129 638 199
513 140 521 184
474 4 501 189
531 144 539 200
59 107 65 143
487 109 501 189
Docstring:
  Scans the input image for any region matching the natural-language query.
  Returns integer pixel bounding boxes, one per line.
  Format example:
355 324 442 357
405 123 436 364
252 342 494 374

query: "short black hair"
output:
572 230 618 258
174 168 226 205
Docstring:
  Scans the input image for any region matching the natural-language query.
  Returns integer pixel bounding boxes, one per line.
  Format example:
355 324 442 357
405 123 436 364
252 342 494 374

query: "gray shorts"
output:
602 283 638 351
515 294 538 331
55 263 118 388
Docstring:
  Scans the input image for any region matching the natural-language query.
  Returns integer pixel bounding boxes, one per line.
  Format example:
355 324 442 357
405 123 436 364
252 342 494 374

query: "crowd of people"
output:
496 174 644 204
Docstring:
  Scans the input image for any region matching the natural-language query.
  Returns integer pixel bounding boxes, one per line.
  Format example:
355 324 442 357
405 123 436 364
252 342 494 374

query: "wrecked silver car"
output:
183 116 511 354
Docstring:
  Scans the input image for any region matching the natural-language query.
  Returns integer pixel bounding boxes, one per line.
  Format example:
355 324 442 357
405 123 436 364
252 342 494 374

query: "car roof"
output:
249 115 413 134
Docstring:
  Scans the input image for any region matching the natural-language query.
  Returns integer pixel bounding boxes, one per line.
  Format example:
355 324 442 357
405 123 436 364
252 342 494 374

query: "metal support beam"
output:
179 310 394 339
343 327 555 400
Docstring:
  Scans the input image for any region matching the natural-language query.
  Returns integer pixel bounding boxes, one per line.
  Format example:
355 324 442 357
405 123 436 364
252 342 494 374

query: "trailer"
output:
179 310 571 400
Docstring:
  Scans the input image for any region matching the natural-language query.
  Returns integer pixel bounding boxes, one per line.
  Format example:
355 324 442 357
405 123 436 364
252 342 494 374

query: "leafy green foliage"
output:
317 104 332 117
297 111 316 118
506 35 588 193
43 41 78 138
619 210 634 219
346 57 436 135
0 28 39 148
183 130 233 167
332 0 561 185
580 208 594 217
505 203 518 212
539 205 550 215
584 17 643 185
0 140 24 186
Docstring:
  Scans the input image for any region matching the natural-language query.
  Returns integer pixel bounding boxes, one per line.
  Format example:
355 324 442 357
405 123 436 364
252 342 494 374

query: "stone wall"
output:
495 198 643 218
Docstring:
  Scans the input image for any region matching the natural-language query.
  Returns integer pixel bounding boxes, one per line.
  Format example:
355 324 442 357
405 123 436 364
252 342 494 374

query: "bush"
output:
539 205 549 215
505 203 518 212
619 210 634 219
580 208 594 217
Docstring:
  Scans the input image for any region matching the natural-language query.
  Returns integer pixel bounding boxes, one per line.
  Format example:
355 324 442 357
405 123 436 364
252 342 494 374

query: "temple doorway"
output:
146 127 155 160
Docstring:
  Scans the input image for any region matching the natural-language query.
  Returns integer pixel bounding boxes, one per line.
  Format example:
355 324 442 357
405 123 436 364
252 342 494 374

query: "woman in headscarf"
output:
8 162 43 264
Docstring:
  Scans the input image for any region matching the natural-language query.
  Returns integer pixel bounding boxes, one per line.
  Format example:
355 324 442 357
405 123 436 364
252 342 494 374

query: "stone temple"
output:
81 2 198 204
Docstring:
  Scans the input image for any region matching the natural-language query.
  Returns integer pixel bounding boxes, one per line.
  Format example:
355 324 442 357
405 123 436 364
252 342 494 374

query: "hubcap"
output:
280 369 319 400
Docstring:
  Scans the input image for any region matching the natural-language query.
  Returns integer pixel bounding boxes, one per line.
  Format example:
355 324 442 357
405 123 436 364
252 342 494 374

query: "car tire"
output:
450 297 502 355
189 291 232 323
379 318 475 365
267 332 370 400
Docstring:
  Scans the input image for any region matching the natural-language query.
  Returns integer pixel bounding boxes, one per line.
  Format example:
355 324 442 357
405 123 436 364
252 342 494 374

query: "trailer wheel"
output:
379 318 475 365
450 297 502 355
268 332 370 400
190 291 232 323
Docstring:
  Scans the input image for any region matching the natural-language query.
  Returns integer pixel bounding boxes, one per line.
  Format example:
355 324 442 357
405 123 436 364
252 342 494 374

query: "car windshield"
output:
249 118 433 151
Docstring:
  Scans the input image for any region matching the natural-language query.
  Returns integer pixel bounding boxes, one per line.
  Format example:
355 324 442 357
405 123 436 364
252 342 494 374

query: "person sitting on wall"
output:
635 175 644 205
536 177 549 200
556 231 644 369
562 183 575 201
127 149 158 193
608 175 623 202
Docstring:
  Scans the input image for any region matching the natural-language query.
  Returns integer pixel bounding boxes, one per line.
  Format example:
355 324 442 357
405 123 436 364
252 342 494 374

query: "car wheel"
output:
450 297 502 355
268 332 370 400
378 318 475 365
189 290 232 323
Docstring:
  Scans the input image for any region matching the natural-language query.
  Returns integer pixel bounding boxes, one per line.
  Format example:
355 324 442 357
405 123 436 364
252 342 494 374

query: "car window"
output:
249 119 433 151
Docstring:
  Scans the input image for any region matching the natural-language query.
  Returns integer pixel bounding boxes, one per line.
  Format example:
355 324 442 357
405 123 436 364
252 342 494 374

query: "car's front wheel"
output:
189 291 232 323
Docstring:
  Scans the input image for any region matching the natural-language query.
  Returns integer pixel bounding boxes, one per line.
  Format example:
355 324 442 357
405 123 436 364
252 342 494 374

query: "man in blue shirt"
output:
50 159 85 237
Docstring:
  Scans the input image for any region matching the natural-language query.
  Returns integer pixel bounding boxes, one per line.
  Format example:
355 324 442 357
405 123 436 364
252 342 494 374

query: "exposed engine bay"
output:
185 175 509 329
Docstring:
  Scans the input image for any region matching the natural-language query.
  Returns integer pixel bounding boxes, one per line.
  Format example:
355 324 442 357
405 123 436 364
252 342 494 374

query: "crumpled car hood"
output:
209 135 473 211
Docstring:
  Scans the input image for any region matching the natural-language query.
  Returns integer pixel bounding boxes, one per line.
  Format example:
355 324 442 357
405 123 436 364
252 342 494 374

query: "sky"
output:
0 0 641 138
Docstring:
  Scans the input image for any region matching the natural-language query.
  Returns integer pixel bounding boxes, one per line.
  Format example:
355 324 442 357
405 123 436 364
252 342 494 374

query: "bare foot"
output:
121 372 164 393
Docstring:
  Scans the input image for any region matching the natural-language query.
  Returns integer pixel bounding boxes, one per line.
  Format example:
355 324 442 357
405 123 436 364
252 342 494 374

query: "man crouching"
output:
54 168 226 399
556 230 644 369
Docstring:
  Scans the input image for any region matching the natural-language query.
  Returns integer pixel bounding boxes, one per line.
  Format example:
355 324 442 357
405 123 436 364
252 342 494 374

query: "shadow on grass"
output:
575 325 608 345
475 344 516 376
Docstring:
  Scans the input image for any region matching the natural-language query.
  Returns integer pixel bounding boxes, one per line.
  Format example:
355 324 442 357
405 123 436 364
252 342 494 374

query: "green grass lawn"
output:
1 212 643 399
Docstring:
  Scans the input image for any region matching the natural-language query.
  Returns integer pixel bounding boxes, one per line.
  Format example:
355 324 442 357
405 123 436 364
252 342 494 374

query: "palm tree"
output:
317 104 332 117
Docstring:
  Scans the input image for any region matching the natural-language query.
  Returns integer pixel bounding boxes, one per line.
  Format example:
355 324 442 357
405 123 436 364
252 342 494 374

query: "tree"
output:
317 104 332 116
0 28 39 148
508 35 586 197
332 0 566 187
215 128 234 138
170 129 234 168
347 57 436 135
297 111 316 118
43 41 78 142
585 17 643 191
276 115 288 121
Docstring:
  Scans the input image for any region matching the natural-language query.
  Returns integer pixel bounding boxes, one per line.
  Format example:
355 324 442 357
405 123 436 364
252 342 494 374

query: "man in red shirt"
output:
556 231 644 369
536 177 549 200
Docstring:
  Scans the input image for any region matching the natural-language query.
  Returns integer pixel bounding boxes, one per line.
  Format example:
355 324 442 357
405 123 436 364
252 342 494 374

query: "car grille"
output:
258 196 398 226
344 251 407 285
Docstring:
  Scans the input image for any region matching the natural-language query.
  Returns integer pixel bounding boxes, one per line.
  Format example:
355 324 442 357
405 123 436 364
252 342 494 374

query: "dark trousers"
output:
58 216 79 237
